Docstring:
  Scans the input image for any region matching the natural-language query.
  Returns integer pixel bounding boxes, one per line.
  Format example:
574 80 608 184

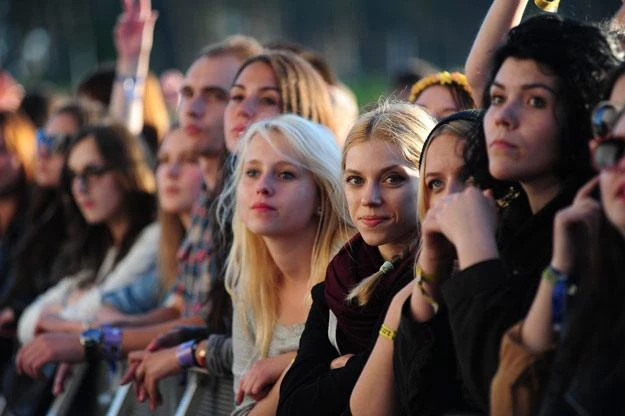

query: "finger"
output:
123 0 133 13
146 375 159 409
235 379 245 405
53 363 73 396
139 0 151 18
121 361 140 385
574 176 600 204
146 338 162 352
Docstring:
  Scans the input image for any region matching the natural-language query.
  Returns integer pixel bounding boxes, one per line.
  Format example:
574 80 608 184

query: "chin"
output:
358 231 389 248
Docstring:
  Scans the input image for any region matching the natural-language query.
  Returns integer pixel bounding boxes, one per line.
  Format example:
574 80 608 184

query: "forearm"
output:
521 278 555 354
110 55 149 135
117 306 180 327
465 0 529 106
121 315 204 354
350 321 398 415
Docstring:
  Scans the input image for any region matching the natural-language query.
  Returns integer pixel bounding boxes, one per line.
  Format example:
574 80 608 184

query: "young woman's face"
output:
67 136 125 224
415 85 459 120
423 133 468 211
484 58 561 184
35 112 79 188
237 132 318 238
344 138 419 259
600 86 625 235
224 61 282 153
156 129 203 216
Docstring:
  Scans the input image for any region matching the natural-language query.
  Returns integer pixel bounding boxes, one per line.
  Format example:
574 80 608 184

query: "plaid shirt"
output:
170 185 219 319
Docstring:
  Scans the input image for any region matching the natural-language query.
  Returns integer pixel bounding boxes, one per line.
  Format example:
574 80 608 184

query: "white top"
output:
17 222 160 344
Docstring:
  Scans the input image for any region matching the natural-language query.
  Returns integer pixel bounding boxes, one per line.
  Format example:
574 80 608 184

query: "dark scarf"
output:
324 233 416 352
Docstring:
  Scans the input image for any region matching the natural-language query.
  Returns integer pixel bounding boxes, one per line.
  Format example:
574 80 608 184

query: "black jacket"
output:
278 272 412 416
441 179 584 412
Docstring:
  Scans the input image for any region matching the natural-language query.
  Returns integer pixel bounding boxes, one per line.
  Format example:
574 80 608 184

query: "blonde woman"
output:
278 102 434 415
225 114 351 415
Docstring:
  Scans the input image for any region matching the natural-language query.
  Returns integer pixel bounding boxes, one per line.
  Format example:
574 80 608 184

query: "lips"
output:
359 215 389 227
184 124 202 136
79 199 95 210
164 185 180 195
489 139 517 150
251 202 276 212
232 124 247 138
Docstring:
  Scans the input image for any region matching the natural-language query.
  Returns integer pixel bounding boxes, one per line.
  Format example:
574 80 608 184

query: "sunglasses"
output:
67 164 112 191
36 129 73 154
590 102 625 171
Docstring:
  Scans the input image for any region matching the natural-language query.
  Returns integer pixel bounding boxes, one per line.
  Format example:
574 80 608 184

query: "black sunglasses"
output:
67 165 113 191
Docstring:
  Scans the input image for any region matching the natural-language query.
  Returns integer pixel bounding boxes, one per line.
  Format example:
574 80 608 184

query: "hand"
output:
120 349 147 385
134 347 180 411
435 187 499 269
236 353 295 405
551 176 601 274
16 333 84 379
114 0 158 63
35 314 84 335
329 353 354 370
419 198 456 274
53 363 73 396
0 71 24 111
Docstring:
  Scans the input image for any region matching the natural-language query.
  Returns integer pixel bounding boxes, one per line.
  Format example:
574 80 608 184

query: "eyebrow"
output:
344 164 408 175
181 85 228 96
491 81 556 95
231 84 280 93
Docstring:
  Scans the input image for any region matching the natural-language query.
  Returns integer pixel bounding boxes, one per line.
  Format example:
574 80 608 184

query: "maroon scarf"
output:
324 234 416 352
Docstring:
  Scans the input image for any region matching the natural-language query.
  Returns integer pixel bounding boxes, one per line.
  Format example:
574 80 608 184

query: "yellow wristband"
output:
415 264 436 284
379 323 397 341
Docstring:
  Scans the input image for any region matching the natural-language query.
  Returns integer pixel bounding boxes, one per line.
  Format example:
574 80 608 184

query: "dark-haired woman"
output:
491 62 625 416
417 14 619 411
0 102 101 332
16 122 157 348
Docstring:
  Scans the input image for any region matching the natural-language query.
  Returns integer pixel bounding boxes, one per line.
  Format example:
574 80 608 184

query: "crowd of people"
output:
1 0 625 414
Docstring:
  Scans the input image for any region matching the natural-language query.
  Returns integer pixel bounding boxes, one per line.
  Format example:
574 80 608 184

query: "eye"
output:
528 96 547 108
229 92 244 102
345 175 363 186
490 94 505 106
156 155 169 166
382 174 406 186
179 86 192 99
278 171 295 180
245 168 260 178
260 96 279 106
426 178 444 191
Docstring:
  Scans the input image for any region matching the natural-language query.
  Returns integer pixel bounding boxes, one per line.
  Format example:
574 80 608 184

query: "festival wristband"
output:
100 326 123 361
379 323 397 341
176 340 197 368
415 265 440 314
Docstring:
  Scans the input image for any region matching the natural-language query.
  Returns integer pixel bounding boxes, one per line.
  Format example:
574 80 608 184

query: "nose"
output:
361 182 382 206
239 97 258 120
188 95 206 118
256 174 274 196
167 161 181 177
492 99 519 130
72 176 89 194
37 146 51 158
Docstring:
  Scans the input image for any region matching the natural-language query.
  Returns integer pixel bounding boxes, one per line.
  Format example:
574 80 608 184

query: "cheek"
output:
343 187 360 218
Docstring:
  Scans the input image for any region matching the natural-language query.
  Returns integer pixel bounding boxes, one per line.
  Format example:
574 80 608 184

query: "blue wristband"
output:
176 340 197 368
100 326 123 361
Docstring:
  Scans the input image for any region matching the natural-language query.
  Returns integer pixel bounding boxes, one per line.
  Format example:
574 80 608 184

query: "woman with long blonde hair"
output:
225 114 351 415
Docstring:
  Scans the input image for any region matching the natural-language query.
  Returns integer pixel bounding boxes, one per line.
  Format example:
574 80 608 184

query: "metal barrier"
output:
45 364 88 416
105 370 183 416
174 369 234 416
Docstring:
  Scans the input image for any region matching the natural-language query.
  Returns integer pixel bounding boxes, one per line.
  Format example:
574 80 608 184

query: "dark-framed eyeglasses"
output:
36 129 73 154
67 164 113 191
590 102 625 171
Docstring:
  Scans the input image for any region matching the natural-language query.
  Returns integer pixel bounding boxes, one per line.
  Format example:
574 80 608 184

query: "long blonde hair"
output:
225 114 351 356
343 101 435 306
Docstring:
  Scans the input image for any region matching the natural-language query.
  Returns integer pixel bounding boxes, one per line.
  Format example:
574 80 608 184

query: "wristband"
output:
542 265 570 333
379 323 397 341
100 326 123 361
176 340 197 368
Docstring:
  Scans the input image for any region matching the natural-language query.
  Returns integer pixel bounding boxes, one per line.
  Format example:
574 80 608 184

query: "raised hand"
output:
114 0 158 63
551 176 601 275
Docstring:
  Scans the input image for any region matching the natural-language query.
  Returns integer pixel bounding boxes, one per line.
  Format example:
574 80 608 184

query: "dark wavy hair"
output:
56 123 156 286
467 14 619 183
